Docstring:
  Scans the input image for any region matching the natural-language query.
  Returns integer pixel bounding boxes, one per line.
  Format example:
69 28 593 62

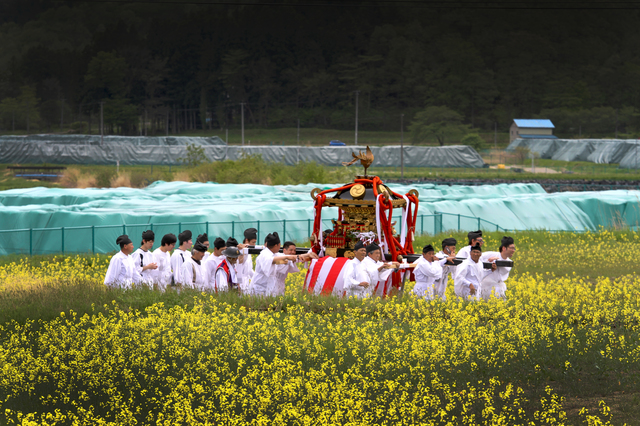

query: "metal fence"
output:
0 213 507 256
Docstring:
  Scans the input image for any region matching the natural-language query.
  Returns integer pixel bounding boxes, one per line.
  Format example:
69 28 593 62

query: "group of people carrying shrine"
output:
104 228 318 296
104 227 516 300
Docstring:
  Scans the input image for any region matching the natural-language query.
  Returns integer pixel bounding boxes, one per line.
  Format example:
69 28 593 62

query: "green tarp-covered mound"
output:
0 134 485 167
1 181 639 255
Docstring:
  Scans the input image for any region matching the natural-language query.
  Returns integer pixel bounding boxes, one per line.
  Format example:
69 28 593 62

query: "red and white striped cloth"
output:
304 257 399 297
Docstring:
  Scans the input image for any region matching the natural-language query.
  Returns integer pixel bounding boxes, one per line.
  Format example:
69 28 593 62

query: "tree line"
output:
2 0 640 141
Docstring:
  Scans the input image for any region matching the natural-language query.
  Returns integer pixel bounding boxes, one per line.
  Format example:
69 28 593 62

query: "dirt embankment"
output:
386 177 640 192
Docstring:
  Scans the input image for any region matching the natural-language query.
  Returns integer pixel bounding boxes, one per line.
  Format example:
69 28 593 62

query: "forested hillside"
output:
1 0 640 137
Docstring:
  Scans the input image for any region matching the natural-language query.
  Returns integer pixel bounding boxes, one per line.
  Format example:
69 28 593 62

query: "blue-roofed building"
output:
510 119 556 142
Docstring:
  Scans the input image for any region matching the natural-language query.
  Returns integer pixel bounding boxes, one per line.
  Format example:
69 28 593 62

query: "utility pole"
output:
400 114 404 179
240 102 245 146
100 101 104 145
297 118 300 145
354 91 360 145
60 98 65 131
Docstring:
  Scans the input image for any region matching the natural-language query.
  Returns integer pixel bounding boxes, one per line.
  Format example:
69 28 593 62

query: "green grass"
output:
0 229 636 326
370 160 640 182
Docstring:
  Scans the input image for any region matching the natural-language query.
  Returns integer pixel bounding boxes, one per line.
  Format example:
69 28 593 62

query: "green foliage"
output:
409 106 469 146
6 5 640 136
460 133 485 151
0 86 40 130
190 154 351 184
538 106 640 137
102 97 138 133
178 143 207 168
94 168 116 188
84 51 128 100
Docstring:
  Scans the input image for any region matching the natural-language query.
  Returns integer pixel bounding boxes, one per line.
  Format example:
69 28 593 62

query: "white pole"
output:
100 101 104 146
60 98 64 131
354 91 359 145
400 114 404 178
241 103 245 146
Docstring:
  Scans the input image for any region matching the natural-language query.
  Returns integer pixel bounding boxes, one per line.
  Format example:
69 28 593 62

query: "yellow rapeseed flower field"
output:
0 230 637 425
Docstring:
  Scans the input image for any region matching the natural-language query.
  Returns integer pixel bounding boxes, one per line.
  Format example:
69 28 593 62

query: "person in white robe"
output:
456 230 484 259
152 233 176 291
435 237 457 300
132 230 158 285
342 241 369 298
234 228 258 293
454 231 483 291
180 241 208 289
170 230 192 285
479 236 516 300
455 244 496 300
250 232 317 296
412 244 455 300
269 241 302 296
215 247 241 292
204 237 227 290
195 233 211 262
104 235 143 288
359 243 399 298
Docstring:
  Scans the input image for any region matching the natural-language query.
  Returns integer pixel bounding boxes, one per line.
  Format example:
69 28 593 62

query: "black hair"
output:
500 236 515 252
283 241 296 250
161 233 177 246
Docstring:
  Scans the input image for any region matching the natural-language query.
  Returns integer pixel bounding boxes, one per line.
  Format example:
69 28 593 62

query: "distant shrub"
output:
60 167 96 188
172 171 191 182
95 169 116 188
110 172 131 188
461 133 485 151
177 143 207 167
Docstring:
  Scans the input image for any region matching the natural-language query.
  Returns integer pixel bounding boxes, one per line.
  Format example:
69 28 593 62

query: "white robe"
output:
435 251 457 300
268 254 300 296
133 248 156 284
170 248 191 285
454 257 492 300
250 248 276 296
203 254 225 291
152 248 172 290
479 251 512 300
236 248 254 293
360 256 394 298
342 258 368 298
104 251 143 288
249 247 276 296
180 257 207 289
412 257 447 300
214 260 238 292
457 245 471 259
